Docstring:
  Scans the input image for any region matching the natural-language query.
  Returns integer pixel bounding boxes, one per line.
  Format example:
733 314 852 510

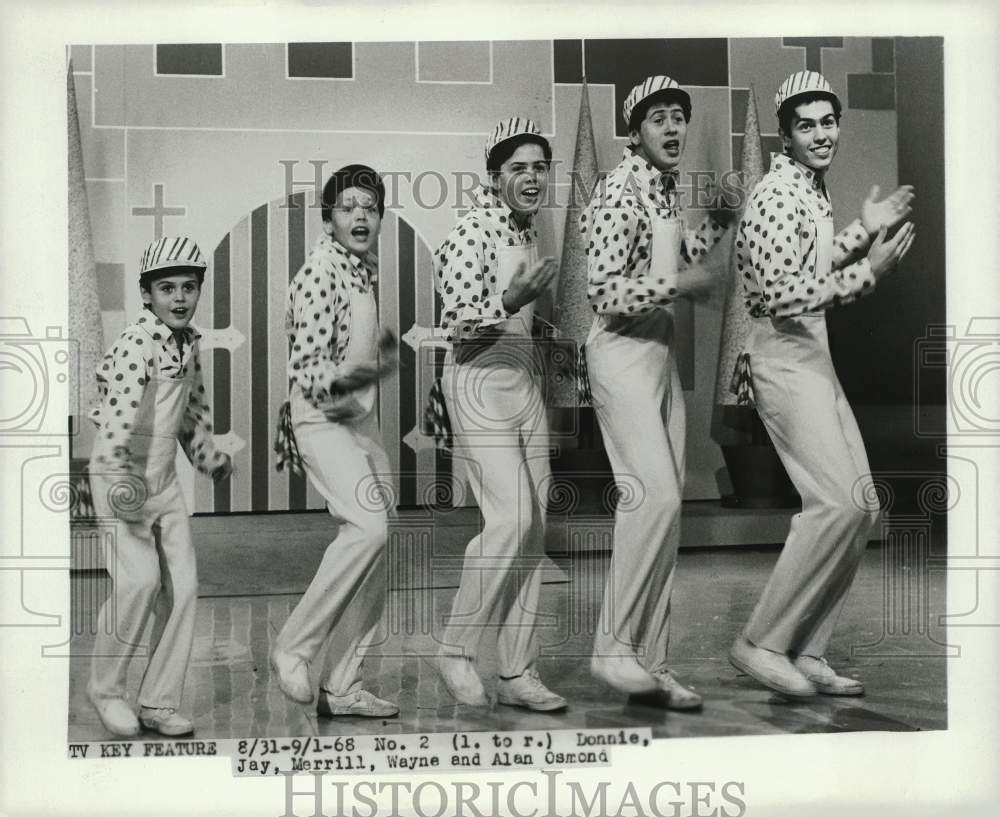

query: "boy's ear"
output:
140 286 152 305
322 220 334 236
628 128 641 147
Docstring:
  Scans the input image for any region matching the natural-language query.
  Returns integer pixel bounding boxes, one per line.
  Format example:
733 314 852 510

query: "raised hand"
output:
502 256 559 314
332 362 382 394
211 454 233 483
867 222 916 279
702 179 738 227
861 184 915 235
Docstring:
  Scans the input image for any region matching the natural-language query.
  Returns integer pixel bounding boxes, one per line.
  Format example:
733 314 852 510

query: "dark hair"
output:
486 134 552 173
628 89 692 133
321 164 386 221
777 92 842 136
139 266 204 292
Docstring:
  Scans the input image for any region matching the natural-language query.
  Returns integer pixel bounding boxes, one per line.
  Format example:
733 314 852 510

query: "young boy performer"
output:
433 118 565 711
580 76 733 708
271 165 399 717
87 236 232 737
729 71 915 697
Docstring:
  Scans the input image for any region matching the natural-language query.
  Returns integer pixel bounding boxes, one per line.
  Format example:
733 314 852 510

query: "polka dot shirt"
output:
89 312 225 475
286 234 378 406
434 185 536 342
579 147 727 316
735 153 875 319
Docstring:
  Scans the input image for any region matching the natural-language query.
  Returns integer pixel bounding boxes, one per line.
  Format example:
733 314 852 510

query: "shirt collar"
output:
321 234 377 288
771 152 825 192
136 311 200 345
620 146 680 190
471 184 534 236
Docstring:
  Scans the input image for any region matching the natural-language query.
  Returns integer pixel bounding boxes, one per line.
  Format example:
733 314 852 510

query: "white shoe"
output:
630 669 703 711
318 689 399 718
139 706 194 736
269 648 313 704
591 655 659 694
436 655 488 706
89 693 140 737
729 636 815 698
497 668 567 712
794 655 864 696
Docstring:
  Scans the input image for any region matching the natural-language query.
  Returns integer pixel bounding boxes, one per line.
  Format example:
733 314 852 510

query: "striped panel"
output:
377 211 401 496
396 218 417 506
302 206 327 511
414 238 437 505
267 199 290 511
211 235 231 513
250 204 270 510
229 217 252 511
286 191 308 510
207 197 440 513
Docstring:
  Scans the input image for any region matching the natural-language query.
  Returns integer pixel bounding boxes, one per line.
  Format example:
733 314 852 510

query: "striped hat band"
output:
622 75 690 127
484 117 545 161
138 236 208 278
774 71 840 115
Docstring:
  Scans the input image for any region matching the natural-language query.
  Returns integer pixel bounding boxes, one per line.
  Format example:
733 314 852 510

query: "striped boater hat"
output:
138 236 208 280
623 76 691 128
773 71 840 116
484 117 545 162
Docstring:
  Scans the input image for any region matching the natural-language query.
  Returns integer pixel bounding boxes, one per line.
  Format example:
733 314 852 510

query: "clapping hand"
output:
861 185 915 235
867 222 916 279
502 256 559 314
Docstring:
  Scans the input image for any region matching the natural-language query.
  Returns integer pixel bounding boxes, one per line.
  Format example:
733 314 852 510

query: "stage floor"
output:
68 543 948 743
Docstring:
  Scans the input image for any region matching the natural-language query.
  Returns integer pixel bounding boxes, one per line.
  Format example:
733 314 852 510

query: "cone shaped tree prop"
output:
68 63 104 424
712 86 797 508
549 78 599 407
712 86 766 444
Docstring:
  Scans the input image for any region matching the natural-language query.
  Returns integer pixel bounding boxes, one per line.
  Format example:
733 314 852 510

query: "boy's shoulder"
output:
107 319 159 355
435 210 491 262
746 171 805 213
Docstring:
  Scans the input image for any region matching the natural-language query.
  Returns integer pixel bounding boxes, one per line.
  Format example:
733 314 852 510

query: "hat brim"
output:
776 90 841 117
627 88 692 129
139 261 207 278
485 132 551 164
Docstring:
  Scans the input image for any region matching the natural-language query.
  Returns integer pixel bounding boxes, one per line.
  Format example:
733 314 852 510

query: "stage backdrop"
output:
71 38 905 513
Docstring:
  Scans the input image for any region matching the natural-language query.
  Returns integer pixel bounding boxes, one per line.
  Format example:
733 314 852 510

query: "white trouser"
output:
89 476 198 709
89 356 196 711
276 408 392 695
440 345 550 678
742 315 880 656
586 308 685 673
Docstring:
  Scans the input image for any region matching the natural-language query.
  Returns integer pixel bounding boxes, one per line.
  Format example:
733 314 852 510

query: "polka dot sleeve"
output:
584 205 685 316
435 219 507 341
683 214 727 265
742 185 877 318
179 342 227 475
832 219 872 269
91 328 155 474
287 265 351 405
